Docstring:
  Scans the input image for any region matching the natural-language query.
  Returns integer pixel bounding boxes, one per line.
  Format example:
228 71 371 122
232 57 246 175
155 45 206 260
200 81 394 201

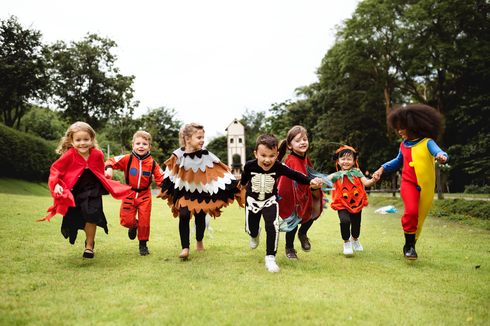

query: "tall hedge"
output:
0 123 58 181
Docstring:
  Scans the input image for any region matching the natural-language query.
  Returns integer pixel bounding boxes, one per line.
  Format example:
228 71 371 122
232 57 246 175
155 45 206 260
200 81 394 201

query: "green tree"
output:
48 33 137 129
22 105 67 141
0 15 49 129
104 109 141 155
239 108 266 160
206 135 228 165
139 106 182 163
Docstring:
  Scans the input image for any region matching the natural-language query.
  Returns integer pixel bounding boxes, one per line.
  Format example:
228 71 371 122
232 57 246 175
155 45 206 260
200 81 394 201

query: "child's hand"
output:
105 168 113 179
310 177 323 189
435 154 448 163
54 184 63 196
373 167 384 180
372 174 380 182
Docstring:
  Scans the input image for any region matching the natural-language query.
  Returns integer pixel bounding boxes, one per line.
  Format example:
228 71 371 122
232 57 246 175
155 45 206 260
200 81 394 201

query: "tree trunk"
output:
392 173 397 198
384 86 392 143
435 162 444 200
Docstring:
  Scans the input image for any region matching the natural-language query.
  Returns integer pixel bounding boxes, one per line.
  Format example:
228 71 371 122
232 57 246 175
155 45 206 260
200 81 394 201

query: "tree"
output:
206 135 228 165
22 105 67 141
139 106 182 163
104 109 141 155
239 108 266 160
0 15 49 129
48 33 137 129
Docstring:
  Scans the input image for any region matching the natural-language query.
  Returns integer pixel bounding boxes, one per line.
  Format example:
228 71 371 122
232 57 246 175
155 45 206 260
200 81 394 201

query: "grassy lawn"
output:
0 181 489 325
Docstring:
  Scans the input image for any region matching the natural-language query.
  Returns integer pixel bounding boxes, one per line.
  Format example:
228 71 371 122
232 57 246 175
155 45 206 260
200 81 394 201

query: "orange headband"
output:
335 145 359 171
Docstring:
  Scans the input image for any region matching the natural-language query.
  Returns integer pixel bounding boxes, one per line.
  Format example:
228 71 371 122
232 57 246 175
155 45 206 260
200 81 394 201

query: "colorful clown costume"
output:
382 138 448 240
105 151 164 241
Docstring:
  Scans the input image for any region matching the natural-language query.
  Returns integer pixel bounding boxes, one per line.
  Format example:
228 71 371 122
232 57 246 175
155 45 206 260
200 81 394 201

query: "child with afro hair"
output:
373 104 448 260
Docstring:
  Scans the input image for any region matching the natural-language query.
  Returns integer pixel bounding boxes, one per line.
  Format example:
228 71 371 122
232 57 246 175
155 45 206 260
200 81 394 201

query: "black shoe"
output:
128 226 137 240
298 233 311 252
403 245 418 260
83 240 95 258
139 245 150 256
285 247 298 260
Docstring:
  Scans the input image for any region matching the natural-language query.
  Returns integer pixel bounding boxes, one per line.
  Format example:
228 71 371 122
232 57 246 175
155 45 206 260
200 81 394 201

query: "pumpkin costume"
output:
157 148 242 249
330 168 368 242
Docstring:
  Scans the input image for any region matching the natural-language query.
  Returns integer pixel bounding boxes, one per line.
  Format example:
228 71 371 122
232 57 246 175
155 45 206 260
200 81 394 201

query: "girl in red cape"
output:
328 145 378 256
41 122 131 259
277 126 326 260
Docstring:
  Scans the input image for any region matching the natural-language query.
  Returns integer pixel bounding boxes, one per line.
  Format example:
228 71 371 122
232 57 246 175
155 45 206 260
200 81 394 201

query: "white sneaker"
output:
343 241 353 255
350 237 363 251
249 225 261 249
265 255 280 272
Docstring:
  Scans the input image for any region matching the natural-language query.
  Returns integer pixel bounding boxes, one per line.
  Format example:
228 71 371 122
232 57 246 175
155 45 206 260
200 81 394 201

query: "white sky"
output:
1 0 359 141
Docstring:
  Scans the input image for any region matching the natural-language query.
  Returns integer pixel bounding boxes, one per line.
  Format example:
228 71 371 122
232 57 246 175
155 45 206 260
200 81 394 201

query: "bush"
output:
464 184 490 194
368 195 490 229
0 123 58 181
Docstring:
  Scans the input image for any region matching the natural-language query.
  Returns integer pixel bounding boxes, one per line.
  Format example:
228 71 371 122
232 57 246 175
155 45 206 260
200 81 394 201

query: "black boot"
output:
139 240 149 256
403 233 418 260
128 219 138 240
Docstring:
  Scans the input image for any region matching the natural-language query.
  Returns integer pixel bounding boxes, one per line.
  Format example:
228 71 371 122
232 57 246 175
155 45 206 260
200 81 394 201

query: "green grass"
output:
1 189 489 325
0 178 51 197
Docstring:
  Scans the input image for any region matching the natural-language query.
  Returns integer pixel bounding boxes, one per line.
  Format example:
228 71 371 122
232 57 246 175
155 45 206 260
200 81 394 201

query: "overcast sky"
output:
2 0 359 141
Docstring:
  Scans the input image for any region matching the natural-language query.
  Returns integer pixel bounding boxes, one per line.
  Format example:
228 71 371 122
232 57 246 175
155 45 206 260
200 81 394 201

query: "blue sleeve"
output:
382 149 403 172
427 139 449 162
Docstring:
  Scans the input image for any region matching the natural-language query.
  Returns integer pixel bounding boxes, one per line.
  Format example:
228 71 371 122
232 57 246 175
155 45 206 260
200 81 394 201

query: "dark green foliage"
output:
48 33 137 129
139 106 182 164
0 123 58 181
22 106 68 141
206 135 228 165
0 15 49 129
464 185 490 194
268 0 490 190
239 109 267 160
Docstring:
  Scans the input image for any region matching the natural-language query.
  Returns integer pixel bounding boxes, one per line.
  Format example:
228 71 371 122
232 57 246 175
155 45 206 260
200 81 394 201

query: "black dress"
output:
61 168 109 244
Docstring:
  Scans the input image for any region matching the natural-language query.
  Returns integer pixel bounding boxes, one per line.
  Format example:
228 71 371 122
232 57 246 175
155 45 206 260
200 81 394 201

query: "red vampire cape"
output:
277 153 323 223
41 148 132 221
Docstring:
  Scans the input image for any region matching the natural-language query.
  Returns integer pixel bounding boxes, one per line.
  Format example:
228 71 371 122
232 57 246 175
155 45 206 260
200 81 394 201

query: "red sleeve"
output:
105 154 129 171
152 161 165 187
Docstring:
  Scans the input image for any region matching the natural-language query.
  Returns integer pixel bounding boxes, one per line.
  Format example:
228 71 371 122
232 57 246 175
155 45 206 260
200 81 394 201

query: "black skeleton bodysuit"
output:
241 159 312 255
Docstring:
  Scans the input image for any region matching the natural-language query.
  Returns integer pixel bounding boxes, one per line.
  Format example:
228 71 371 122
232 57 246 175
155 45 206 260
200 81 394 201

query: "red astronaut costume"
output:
41 148 132 221
105 152 164 241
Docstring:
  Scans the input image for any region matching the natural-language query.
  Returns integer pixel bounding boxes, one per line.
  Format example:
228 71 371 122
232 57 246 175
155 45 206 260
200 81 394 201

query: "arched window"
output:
238 138 242 143
230 138 234 144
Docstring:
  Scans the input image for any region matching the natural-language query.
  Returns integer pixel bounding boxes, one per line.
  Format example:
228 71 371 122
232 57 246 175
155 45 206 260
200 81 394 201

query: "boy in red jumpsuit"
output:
105 131 164 255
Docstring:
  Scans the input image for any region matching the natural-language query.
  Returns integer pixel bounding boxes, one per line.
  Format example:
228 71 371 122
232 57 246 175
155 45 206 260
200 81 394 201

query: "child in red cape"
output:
40 122 131 259
277 126 326 260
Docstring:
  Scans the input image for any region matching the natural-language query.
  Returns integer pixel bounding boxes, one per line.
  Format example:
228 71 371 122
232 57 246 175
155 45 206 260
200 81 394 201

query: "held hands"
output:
105 168 113 179
435 154 448 163
54 184 63 196
372 167 384 180
310 177 323 189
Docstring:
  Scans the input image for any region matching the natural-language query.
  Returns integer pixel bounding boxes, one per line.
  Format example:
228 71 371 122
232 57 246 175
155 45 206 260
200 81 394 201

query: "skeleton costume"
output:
158 148 242 249
241 159 313 256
